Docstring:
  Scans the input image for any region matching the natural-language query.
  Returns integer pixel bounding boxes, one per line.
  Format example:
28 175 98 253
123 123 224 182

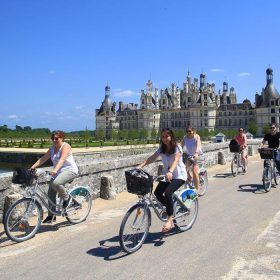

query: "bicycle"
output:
229 144 247 177
258 147 280 192
4 169 92 242
184 154 208 196
119 169 198 254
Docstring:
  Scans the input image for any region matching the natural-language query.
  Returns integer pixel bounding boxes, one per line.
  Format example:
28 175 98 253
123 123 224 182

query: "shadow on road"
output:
213 172 232 178
86 230 177 260
0 220 71 247
238 183 275 194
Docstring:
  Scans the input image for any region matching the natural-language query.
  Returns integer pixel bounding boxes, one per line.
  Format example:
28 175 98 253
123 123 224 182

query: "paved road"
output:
1 155 280 280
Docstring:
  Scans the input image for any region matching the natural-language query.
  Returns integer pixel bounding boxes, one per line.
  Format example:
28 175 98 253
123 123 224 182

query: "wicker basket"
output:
229 144 240 153
259 148 274 159
125 169 153 196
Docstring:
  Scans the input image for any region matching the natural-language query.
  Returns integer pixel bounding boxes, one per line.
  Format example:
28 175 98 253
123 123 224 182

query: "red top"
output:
235 133 247 147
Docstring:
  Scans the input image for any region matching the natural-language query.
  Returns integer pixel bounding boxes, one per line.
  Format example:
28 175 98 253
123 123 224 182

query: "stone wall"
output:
0 140 261 223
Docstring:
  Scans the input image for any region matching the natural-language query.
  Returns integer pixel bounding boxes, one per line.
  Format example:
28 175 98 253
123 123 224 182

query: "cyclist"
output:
137 128 187 232
234 127 248 172
260 123 280 171
182 126 203 195
260 123 280 149
30 130 78 223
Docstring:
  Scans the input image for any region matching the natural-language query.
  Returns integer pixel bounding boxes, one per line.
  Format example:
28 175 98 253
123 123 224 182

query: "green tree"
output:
151 128 158 140
247 120 258 136
263 123 270 135
96 128 105 140
119 129 128 140
129 129 138 140
174 129 185 141
83 127 90 147
110 129 119 140
139 128 148 140
15 125 23 131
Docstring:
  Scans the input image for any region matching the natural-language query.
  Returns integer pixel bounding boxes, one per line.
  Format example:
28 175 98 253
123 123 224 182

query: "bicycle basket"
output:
259 148 274 159
12 168 35 185
229 144 240 153
125 168 153 195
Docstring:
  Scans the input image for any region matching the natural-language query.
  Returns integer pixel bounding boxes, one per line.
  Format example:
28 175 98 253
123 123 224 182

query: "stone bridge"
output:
0 140 261 223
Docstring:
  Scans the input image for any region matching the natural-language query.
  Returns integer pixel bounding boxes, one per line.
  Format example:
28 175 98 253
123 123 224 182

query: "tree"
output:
24 126 32 131
174 129 185 140
247 120 258 136
129 129 138 140
15 125 23 131
139 128 148 140
110 129 119 140
263 123 270 135
96 128 105 140
83 127 90 146
151 128 158 140
119 129 128 140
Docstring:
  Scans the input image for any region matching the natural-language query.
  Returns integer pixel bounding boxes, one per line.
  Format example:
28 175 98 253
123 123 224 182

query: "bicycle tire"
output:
199 170 208 196
119 203 150 254
231 155 239 177
263 166 272 192
4 198 42 242
274 164 280 185
65 187 92 224
173 197 198 232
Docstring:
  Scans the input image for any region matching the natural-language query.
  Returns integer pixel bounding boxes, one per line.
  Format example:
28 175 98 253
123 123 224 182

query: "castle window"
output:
271 100 275 106
271 108 275 113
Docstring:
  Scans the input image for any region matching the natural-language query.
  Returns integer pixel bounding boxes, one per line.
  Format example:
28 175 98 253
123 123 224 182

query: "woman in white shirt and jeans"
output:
182 126 203 195
30 130 78 223
138 128 187 232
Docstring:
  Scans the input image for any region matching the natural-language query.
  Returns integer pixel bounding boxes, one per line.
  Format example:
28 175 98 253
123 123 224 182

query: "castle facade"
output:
96 68 279 138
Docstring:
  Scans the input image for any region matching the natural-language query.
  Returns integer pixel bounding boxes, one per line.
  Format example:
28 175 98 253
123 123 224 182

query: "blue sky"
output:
0 0 280 132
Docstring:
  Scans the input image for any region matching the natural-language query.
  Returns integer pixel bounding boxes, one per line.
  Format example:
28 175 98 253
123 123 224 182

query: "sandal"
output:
162 220 174 232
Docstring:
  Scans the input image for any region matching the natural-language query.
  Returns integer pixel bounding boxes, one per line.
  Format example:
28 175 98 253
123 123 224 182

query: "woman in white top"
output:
138 128 187 232
31 130 78 223
182 126 203 195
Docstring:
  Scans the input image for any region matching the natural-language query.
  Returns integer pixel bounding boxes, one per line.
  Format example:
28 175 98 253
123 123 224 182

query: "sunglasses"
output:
271 127 276 129
239 130 243 132
187 130 192 133
51 137 59 141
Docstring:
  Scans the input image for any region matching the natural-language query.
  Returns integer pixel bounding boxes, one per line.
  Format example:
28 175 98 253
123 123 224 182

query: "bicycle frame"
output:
136 190 192 222
25 177 66 216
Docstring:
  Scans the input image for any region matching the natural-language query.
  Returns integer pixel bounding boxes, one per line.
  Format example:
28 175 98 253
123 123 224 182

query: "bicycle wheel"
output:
199 170 208 196
231 155 239 177
4 198 42 242
263 166 272 192
173 197 198 232
65 187 92 224
273 164 280 185
119 203 150 254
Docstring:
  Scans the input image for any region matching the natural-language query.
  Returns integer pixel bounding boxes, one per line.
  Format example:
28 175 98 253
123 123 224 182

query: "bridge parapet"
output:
0 140 261 223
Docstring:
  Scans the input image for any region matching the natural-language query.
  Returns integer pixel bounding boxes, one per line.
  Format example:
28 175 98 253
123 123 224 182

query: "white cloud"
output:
211 68 224 73
57 115 73 120
44 111 63 117
75 105 85 111
7 114 19 120
113 89 139 97
238 72 251 77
